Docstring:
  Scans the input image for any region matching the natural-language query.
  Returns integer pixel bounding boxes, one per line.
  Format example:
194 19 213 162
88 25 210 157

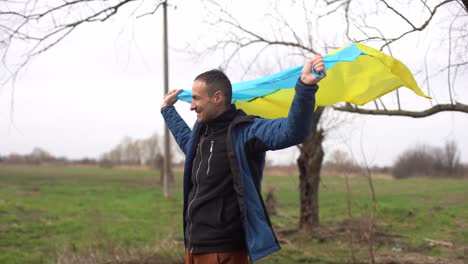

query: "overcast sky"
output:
1 1 467 167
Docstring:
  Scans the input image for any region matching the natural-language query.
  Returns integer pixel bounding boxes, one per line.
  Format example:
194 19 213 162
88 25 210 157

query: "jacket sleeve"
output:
248 79 318 151
161 105 192 155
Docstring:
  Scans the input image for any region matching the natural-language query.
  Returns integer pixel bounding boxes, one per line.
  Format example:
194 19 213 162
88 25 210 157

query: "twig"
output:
359 128 377 264
379 0 455 50
344 172 357 263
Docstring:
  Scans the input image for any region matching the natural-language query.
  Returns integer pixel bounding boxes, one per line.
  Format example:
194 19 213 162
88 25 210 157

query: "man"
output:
161 55 325 264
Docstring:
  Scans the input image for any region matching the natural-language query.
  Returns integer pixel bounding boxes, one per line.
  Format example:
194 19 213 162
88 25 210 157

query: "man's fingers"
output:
311 54 322 65
301 53 326 85
161 89 182 108
314 64 324 73
302 59 313 73
165 89 182 98
312 56 324 68
312 55 325 75
303 54 323 73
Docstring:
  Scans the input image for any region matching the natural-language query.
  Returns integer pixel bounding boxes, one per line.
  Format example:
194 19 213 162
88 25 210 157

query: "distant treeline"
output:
99 134 165 169
323 140 466 178
0 133 184 170
0 147 102 166
1 138 466 179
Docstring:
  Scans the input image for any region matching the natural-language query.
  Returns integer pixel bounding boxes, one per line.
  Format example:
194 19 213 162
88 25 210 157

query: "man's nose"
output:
190 102 196 111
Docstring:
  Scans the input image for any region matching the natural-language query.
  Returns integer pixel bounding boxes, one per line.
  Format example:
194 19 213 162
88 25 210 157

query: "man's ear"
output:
213 91 224 105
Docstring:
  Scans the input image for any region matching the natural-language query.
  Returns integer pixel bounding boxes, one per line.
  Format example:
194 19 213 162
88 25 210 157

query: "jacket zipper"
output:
187 138 214 253
207 141 214 175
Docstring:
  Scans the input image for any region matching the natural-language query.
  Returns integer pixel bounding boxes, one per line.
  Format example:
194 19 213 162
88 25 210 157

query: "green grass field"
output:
0 164 466 264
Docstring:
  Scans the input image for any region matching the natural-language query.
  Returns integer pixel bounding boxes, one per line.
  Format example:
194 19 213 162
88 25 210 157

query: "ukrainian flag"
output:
178 43 429 118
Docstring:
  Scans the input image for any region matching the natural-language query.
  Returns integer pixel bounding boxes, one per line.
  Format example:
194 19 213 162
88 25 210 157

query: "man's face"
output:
190 80 222 123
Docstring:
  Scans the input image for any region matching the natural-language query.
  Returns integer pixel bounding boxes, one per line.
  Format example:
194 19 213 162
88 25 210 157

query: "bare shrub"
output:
98 158 114 169
393 141 463 178
393 145 436 178
265 187 278 216
323 149 362 174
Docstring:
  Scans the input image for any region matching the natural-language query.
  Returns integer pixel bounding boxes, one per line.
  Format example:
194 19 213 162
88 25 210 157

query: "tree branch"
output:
379 0 456 50
1 0 138 85
460 0 468 11
333 102 468 117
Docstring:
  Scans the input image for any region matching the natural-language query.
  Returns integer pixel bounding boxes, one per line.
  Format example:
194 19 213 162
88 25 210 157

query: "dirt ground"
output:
274 217 466 264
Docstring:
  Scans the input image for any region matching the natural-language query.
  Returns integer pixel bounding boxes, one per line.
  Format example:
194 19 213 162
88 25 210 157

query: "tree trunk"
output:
297 107 324 233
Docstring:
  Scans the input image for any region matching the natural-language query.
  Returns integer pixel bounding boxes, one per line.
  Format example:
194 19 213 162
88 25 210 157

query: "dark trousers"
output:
185 249 249 264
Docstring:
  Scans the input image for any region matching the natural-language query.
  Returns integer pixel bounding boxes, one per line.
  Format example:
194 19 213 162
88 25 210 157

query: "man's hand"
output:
301 54 326 86
161 89 182 109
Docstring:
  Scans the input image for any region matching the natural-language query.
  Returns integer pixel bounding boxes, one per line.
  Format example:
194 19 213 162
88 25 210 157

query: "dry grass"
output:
375 252 465 264
56 239 184 264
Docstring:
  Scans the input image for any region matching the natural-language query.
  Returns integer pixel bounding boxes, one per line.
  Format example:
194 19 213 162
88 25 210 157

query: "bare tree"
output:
30 147 55 164
0 0 172 84
297 107 324 231
193 0 468 232
139 133 161 166
442 140 461 175
325 148 361 174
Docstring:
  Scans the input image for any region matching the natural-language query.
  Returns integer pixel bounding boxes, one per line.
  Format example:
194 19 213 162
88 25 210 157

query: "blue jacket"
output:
161 79 318 262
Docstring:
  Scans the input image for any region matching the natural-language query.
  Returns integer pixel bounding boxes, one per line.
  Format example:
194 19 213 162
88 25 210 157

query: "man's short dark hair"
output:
195 69 232 106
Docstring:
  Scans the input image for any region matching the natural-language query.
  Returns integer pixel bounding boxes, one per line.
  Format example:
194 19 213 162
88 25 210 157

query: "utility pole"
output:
162 0 172 198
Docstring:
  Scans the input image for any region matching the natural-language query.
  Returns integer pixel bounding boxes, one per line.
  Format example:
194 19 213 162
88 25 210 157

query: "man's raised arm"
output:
160 89 192 155
247 54 326 151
